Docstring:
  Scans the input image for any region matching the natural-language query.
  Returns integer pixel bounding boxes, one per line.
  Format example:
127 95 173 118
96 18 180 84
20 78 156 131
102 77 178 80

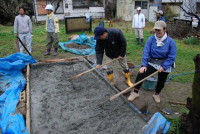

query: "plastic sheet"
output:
0 53 37 134
142 112 170 134
59 33 96 55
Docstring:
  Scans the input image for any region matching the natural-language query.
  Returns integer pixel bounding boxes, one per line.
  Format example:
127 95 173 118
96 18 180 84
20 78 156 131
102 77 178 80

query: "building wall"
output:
117 0 134 21
117 0 150 21
34 0 105 22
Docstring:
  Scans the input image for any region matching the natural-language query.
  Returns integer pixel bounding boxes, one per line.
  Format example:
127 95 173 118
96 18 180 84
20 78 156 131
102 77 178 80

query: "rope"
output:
166 70 195 82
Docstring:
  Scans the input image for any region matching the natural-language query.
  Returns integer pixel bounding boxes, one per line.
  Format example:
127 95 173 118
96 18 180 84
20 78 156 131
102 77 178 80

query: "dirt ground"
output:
65 43 90 49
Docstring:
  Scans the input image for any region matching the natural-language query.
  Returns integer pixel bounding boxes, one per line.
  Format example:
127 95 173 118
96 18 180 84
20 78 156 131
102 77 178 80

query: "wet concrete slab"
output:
30 60 146 134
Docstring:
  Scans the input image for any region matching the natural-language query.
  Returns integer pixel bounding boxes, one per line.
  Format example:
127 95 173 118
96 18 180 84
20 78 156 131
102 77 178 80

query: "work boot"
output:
54 48 58 56
124 70 133 87
43 49 50 56
107 71 114 85
136 38 140 45
153 93 160 103
141 39 144 47
128 92 139 101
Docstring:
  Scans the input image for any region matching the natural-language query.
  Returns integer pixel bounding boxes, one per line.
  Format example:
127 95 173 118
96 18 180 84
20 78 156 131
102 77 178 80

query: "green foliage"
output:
0 0 33 25
183 36 200 45
164 4 179 21
167 117 182 134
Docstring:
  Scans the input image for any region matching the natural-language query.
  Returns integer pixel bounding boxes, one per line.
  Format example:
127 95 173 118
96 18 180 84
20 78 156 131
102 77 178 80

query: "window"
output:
73 0 89 8
135 1 148 9
142 1 148 9
89 0 104 7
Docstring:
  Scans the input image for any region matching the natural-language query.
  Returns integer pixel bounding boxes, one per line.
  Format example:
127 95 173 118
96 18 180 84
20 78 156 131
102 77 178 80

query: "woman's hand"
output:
158 67 164 72
139 67 147 73
96 64 101 69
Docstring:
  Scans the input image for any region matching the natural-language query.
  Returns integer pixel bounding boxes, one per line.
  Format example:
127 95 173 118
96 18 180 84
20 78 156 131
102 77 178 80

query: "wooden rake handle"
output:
70 57 120 80
109 70 159 101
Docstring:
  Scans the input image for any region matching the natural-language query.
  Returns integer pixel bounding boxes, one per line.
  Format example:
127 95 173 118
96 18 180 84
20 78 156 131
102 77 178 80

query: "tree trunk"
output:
190 54 200 133
181 54 200 134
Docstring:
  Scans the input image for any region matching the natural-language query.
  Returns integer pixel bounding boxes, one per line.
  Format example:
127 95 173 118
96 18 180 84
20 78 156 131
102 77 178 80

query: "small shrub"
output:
183 36 199 45
164 4 179 21
167 21 192 38
167 117 182 134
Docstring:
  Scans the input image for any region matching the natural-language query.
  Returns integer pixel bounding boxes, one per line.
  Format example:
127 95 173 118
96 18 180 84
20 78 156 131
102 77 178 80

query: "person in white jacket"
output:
132 7 145 46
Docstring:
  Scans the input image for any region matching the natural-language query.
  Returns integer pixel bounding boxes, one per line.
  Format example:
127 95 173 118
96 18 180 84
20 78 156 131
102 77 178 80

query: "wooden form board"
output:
26 64 31 134
65 17 92 33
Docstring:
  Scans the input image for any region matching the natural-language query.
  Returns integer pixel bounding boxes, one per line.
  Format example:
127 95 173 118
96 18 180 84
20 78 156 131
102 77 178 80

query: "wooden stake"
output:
169 101 187 105
26 64 31 134
70 57 120 80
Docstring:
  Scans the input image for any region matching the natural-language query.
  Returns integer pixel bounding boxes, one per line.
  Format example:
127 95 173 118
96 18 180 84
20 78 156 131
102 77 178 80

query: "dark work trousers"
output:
134 65 169 94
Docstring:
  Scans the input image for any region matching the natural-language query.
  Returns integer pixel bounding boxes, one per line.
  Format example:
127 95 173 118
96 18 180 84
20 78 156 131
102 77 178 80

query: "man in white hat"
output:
157 10 166 22
132 7 145 46
43 4 59 56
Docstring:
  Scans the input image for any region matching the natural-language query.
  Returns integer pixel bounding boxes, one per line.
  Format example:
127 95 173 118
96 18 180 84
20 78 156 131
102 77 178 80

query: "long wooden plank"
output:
32 56 89 66
169 101 186 105
26 64 31 134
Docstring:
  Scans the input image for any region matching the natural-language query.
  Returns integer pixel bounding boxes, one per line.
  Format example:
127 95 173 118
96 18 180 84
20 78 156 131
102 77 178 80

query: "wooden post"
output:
26 64 31 134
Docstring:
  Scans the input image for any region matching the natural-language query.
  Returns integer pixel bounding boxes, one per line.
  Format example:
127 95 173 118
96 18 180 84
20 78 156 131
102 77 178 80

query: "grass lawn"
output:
0 20 200 83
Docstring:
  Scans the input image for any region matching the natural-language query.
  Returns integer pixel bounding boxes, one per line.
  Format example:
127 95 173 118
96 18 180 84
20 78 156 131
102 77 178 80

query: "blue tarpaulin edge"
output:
142 112 170 134
0 53 37 134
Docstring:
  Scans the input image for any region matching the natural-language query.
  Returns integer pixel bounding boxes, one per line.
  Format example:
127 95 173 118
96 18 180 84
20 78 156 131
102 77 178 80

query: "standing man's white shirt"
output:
132 7 145 46
132 13 145 28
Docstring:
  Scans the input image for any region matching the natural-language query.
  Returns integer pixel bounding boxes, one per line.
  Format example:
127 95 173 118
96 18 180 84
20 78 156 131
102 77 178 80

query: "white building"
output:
162 0 200 19
117 0 152 21
116 0 200 22
33 0 105 22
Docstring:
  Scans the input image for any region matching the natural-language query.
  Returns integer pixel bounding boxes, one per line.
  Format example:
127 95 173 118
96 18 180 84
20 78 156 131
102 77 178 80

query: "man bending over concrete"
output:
94 26 133 87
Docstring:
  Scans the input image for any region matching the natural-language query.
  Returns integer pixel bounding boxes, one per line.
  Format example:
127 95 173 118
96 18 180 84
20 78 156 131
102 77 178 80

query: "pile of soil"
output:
30 61 146 133
65 43 90 49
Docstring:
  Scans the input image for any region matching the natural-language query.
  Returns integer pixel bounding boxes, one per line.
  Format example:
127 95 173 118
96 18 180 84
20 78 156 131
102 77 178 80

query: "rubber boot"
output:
136 38 140 45
124 70 133 87
54 48 58 56
141 39 144 47
107 71 114 85
43 49 50 56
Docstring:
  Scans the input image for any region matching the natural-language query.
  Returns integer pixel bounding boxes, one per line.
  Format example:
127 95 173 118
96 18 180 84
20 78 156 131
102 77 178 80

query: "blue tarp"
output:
59 33 96 55
0 53 37 134
142 112 170 134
